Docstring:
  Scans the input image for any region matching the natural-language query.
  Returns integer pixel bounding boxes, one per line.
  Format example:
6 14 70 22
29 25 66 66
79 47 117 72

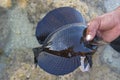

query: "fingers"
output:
86 7 120 42
86 18 101 41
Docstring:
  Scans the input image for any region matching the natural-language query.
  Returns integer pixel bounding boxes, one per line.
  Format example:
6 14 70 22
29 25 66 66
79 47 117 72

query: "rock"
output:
0 7 11 50
101 45 120 74
104 0 120 12
0 0 12 8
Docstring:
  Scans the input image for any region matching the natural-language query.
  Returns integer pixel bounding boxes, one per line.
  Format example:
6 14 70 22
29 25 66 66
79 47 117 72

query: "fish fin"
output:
84 57 89 69
80 36 84 44
32 47 43 68
86 54 92 68
80 56 90 72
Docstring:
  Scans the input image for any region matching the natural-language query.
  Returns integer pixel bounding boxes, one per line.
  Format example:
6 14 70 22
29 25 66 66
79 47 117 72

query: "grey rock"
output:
0 7 11 50
4 7 39 54
104 0 120 12
0 0 120 80
101 45 120 74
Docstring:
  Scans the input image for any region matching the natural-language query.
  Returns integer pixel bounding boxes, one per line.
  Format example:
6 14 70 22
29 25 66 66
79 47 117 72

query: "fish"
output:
36 7 85 44
33 7 98 75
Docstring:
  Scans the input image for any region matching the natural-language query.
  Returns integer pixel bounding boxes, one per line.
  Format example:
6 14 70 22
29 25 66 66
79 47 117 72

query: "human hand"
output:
86 7 120 42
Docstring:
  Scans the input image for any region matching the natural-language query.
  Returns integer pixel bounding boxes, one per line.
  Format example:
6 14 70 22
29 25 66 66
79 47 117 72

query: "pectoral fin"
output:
32 47 43 68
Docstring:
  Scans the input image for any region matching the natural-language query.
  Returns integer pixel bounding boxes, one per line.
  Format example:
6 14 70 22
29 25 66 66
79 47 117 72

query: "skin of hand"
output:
86 7 120 43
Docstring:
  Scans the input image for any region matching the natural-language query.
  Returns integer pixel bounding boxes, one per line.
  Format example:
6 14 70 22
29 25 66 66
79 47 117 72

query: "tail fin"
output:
32 47 43 68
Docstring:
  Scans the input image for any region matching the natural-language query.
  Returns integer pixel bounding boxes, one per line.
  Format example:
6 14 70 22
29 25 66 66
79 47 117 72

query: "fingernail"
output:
86 35 92 41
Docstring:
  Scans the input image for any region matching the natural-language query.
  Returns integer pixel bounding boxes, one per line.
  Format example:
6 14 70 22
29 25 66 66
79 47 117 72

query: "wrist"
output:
115 6 120 19
112 7 120 26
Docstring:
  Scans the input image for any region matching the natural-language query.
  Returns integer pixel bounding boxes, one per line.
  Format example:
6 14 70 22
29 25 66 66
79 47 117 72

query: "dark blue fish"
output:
33 7 98 75
36 7 85 44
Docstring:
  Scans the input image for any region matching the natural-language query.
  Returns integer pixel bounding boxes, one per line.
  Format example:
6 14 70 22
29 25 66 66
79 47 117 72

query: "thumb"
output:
86 19 101 41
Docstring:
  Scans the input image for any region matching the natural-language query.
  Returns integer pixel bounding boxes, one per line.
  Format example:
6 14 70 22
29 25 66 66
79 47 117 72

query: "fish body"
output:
33 7 98 75
36 7 85 44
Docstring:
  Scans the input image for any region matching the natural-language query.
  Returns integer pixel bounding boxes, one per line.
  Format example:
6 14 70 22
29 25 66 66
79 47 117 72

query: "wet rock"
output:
17 0 28 9
90 65 120 80
81 0 106 14
7 49 57 80
0 0 28 9
73 69 90 80
88 45 120 80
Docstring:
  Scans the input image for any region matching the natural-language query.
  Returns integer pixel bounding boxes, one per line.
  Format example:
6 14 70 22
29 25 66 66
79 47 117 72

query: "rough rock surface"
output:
0 7 11 79
0 0 120 80
0 7 10 50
